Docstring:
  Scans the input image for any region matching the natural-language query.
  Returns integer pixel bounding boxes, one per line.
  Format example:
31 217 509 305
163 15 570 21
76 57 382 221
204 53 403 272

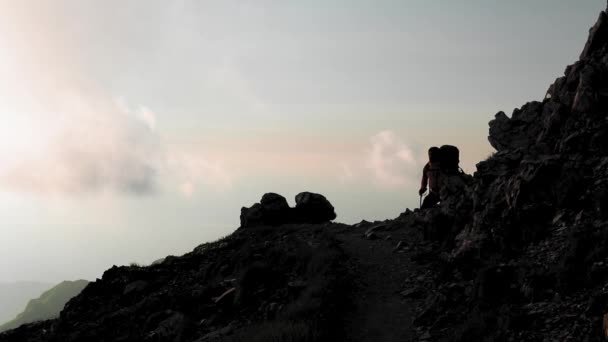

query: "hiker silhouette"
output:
419 147 441 209
419 145 461 209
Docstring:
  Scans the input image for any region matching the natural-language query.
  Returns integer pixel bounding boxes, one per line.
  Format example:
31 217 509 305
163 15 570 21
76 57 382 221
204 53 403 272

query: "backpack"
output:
439 145 461 174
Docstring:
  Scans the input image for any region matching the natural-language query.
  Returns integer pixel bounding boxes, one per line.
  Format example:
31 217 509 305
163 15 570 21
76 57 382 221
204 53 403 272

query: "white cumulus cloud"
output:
0 3 232 198
0 93 232 197
340 130 423 189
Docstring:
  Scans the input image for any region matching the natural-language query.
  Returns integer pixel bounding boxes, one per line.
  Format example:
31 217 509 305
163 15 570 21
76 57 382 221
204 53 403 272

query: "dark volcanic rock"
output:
581 9 608 60
405 4 608 341
240 192 336 228
240 192 292 227
294 192 337 224
0 224 350 342
240 203 264 228
259 192 291 225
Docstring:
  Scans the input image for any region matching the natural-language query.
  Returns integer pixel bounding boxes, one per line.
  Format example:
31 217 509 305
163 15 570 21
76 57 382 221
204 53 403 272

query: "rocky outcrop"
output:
581 9 608 60
239 193 291 227
240 192 336 228
400 3 608 341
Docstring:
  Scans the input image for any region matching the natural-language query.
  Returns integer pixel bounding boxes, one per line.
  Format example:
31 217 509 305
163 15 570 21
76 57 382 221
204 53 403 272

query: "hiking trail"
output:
336 223 427 342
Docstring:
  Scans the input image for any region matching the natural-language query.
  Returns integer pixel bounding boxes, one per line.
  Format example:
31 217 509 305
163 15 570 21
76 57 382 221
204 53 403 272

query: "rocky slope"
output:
4 4 608 342
0 195 349 342
392 4 608 341
0 280 89 333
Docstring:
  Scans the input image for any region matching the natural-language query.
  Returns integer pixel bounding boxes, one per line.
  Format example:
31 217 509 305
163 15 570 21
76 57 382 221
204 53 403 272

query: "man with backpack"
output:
419 147 442 209
419 145 461 209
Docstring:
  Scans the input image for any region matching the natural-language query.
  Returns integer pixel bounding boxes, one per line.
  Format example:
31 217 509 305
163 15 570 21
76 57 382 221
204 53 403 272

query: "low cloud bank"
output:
0 94 231 197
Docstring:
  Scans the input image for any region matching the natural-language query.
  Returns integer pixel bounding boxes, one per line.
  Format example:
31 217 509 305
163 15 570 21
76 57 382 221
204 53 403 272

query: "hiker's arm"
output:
420 164 428 193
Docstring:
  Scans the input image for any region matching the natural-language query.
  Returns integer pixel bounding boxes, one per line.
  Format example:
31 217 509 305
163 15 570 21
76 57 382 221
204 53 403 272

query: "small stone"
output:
288 280 308 289
221 278 237 286
401 287 425 299
365 224 387 236
123 280 148 296
355 220 371 228
393 241 404 252
213 287 236 304
365 232 378 240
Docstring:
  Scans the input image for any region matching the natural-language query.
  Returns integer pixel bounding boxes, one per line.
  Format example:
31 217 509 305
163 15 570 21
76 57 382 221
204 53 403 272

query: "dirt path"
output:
335 224 425 342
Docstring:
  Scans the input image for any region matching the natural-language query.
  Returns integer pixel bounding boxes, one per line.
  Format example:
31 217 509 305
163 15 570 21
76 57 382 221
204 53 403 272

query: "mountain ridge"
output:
0 280 89 333
4 3 608 342
0 282 53 327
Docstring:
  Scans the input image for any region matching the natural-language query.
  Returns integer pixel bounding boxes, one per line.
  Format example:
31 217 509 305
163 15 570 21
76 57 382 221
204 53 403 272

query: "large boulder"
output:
240 193 291 228
294 192 337 224
240 192 337 228
240 203 264 228
260 192 291 224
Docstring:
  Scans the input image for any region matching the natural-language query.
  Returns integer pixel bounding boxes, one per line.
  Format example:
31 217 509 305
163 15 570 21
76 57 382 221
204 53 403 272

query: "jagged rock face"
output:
407 4 608 340
581 9 608 60
240 192 336 228
444 3 608 262
463 5 608 259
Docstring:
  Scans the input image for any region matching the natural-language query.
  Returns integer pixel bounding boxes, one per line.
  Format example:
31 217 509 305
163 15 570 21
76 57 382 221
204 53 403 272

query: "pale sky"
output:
0 0 603 283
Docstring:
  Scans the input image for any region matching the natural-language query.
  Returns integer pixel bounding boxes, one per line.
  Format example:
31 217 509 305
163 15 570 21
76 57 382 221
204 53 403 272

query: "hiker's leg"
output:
421 192 440 209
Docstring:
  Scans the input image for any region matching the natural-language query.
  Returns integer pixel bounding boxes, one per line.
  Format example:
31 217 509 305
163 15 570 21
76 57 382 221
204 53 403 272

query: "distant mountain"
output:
0 282 52 326
0 280 89 333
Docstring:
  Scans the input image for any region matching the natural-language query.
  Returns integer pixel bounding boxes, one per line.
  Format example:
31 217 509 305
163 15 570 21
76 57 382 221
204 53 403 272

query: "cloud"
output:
0 4 233 198
168 151 233 196
0 92 154 195
0 92 232 197
340 130 422 188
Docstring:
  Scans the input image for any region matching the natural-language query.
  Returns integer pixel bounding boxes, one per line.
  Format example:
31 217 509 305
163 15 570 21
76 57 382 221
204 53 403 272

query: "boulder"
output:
240 192 336 227
487 111 512 151
294 192 337 224
146 311 187 342
240 193 290 228
240 203 264 228
259 193 291 225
